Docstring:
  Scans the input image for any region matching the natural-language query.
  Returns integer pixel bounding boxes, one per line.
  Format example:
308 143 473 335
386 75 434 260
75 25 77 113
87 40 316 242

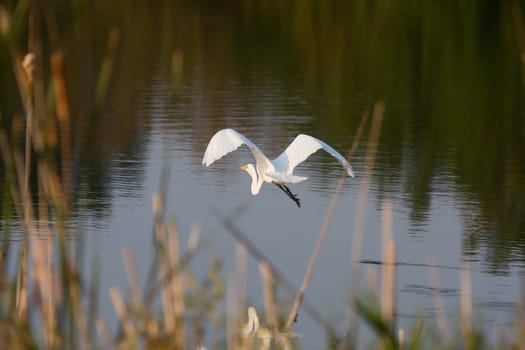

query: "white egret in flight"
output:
202 128 354 207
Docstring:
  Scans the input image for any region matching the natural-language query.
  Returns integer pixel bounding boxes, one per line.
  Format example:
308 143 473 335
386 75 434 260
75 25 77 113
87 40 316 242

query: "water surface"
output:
1 1 525 347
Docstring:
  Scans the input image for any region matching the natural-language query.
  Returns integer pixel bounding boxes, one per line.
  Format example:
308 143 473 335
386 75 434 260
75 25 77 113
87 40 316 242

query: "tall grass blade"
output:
380 199 396 336
285 108 369 331
344 102 384 347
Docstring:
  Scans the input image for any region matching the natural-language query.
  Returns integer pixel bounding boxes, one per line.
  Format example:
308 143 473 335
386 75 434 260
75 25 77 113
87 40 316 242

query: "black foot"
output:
276 183 301 208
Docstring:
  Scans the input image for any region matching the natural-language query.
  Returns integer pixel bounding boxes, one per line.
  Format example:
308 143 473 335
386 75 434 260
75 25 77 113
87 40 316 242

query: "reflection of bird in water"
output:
242 306 261 336
242 307 300 350
203 128 354 208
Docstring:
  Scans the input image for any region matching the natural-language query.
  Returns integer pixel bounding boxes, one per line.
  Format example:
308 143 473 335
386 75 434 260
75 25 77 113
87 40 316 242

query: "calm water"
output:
1 1 525 347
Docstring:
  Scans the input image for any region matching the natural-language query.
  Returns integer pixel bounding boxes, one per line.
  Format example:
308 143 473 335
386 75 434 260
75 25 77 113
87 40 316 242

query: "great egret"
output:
202 128 354 207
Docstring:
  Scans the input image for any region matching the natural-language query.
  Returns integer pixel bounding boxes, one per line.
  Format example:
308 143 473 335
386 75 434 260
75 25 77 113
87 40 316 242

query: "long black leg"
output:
275 183 301 208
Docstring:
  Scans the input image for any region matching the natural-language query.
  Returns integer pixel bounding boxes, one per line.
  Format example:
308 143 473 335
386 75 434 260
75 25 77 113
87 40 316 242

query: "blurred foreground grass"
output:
1 1 525 349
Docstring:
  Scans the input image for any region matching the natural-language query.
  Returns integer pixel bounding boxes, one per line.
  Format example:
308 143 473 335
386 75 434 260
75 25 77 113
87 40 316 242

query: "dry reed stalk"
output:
285 106 371 331
10 51 31 109
38 175 49 226
398 328 404 348
259 261 279 342
428 257 449 338
38 161 67 211
0 128 39 329
152 192 165 220
45 231 56 345
460 262 472 340
123 248 143 304
95 315 112 349
34 187 60 347
22 65 32 207
152 193 166 251
110 287 138 347
15 242 28 319
27 0 45 153
0 133 27 228
69 263 91 349
147 192 166 308
234 242 252 349
158 221 175 333
349 102 384 277
7 30 33 208
95 27 120 107
51 52 73 206
0 136 30 328
14 151 36 227
28 174 56 345
29 233 56 347
167 220 186 349
0 126 43 330
188 224 201 253
24 4 36 205
149 216 187 348
226 273 240 350
365 265 378 301
344 102 384 345
143 230 198 312
380 199 396 335
236 241 247 320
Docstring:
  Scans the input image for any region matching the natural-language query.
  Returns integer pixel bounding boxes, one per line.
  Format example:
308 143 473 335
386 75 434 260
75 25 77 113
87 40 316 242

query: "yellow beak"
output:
240 165 248 170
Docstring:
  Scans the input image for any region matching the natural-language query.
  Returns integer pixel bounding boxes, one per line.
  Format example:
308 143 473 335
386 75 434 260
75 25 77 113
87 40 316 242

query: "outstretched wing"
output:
202 128 271 167
273 134 354 177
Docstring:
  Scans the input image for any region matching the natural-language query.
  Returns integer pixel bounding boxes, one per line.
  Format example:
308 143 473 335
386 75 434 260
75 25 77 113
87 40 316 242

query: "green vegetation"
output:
1 0 524 348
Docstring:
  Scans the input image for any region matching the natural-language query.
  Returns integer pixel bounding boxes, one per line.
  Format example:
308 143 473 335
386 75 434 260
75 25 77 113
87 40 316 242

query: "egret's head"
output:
240 164 254 173
240 164 262 194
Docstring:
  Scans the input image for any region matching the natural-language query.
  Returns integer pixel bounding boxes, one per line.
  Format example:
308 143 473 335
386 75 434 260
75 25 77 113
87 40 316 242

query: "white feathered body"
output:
202 128 354 195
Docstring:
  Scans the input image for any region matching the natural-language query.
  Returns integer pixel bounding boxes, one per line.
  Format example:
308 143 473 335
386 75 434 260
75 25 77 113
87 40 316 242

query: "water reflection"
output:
1 0 525 346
